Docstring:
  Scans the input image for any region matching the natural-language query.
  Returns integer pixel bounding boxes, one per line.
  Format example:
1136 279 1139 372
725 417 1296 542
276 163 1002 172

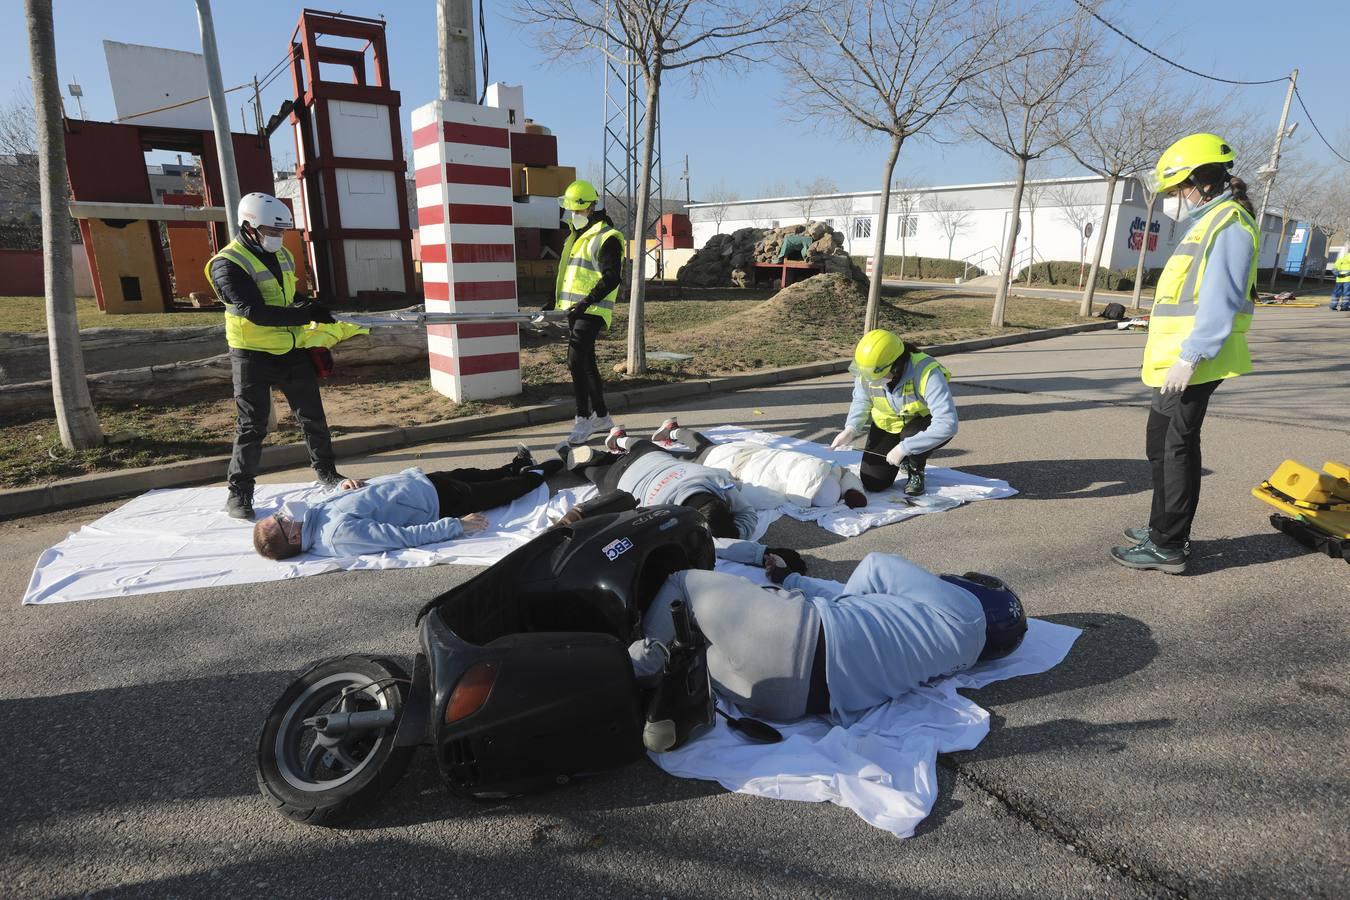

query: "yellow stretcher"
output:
1254 301 1323 308
1252 460 1350 561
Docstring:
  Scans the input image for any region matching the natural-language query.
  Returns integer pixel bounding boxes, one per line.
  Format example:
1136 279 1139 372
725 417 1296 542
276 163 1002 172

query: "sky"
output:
2 0 1347 200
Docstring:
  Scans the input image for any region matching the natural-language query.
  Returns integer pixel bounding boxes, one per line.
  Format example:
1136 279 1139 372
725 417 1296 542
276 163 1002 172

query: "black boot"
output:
314 466 346 489
225 485 254 520
904 464 926 497
508 442 536 474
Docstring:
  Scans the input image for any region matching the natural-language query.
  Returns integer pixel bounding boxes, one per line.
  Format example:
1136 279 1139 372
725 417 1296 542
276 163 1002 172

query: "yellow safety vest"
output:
1142 199 1256 388
556 219 626 329
206 239 301 354
1334 255 1350 284
866 352 953 433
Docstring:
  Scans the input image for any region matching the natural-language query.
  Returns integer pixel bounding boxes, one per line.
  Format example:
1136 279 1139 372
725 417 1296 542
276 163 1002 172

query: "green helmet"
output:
558 180 600 211
1152 133 1234 194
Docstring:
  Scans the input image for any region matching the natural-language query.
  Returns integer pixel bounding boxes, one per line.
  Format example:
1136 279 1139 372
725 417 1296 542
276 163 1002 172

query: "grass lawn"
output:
0 296 225 332
0 277 1101 488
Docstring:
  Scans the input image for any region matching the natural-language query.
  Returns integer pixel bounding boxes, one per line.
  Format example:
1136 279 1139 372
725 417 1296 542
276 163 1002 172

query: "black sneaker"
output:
1109 538 1187 575
509 443 536 474
529 458 564 478
225 487 254 520
904 468 926 497
314 467 346 489
1123 526 1191 557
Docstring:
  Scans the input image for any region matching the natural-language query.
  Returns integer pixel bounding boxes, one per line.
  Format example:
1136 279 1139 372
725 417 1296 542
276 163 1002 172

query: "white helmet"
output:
237 192 293 230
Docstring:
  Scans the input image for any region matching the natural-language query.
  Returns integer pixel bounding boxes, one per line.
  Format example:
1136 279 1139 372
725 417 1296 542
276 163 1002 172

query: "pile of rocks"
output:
677 221 869 291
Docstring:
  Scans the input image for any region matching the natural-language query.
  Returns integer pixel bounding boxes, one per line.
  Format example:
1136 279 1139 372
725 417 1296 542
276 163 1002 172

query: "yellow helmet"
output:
850 329 906 381
558 179 600 211
1152 133 1234 194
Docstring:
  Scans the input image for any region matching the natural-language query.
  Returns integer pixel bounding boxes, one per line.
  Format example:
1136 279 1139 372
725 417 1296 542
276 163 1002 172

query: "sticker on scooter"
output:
602 537 634 561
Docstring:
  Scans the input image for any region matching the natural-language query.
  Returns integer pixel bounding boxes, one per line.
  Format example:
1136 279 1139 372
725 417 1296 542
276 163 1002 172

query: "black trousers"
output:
426 464 546 518
568 314 608 418
1146 380 1222 549
228 349 333 492
859 416 952 492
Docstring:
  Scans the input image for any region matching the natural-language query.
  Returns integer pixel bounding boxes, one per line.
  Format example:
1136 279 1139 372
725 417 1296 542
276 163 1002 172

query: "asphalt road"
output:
1 306 1346 898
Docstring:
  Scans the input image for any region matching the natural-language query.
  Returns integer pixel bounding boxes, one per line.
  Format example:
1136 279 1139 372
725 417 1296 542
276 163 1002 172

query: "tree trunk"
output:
1026 206 1035 284
1296 256 1308 290
865 134 903 332
25 0 101 450
1131 191 1158 310
1079 173 1118 317
991 156 1028 327
1267 219 1290 289
626 71 661 375
898 225 906 282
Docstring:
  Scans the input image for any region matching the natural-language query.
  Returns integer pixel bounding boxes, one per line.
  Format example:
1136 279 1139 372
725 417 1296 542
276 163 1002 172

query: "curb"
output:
0 320 1115 520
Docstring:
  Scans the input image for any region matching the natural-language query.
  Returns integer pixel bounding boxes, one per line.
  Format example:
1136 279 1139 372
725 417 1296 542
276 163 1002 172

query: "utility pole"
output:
24 0 102 450
1254 69 1298 272
436 0 477 102
252 73 263 134
682 153 690 207
195 0 241 237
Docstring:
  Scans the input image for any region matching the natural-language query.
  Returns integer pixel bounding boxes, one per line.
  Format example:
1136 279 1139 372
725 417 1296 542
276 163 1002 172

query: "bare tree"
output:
516 1 790 374
891 181 923 279
0 91 40 215
966 8 1100 325
782 0 1011 331
1048 183 1096 281
25 0 102 449
1021 179 1047 282
1261 156 1317 289
927 195 972 262
702 182 740 235
793 176 838 222
824 193 856 252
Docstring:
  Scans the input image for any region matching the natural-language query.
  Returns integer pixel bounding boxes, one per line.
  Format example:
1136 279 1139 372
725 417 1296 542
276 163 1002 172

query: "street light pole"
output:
1254 69 1298 275
194 0 241 238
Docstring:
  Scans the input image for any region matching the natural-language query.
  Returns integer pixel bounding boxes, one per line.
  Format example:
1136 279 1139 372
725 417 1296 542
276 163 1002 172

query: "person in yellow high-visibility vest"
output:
207 192 346 520
1331 253 1350 310
552 180 626 446
1110 134 1258 575
830 329 958 497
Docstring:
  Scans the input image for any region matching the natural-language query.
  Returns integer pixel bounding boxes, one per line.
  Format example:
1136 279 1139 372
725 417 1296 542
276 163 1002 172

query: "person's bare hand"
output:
764 553 785 570
339 478 366 491
460 513 489 534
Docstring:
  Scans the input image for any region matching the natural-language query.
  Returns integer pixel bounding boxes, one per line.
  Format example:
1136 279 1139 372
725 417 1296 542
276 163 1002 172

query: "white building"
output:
687 175 1293 276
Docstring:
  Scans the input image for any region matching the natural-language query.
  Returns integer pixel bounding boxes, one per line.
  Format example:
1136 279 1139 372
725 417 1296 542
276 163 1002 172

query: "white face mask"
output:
570 212 590 229
261 233 284 253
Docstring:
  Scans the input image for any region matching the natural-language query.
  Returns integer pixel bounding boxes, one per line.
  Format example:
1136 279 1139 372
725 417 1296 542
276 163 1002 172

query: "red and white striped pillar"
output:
410 100 520 401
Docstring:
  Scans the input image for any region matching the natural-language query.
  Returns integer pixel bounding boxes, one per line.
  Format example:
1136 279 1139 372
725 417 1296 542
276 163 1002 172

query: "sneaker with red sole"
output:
604 425 628 453
651 417 679 443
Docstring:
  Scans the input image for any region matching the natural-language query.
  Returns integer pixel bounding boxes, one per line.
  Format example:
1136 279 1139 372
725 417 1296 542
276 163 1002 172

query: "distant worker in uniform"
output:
1331 252 1350 310
830 329 958 497
1111 133 1258 575
553 180 626 445
208 192 345 520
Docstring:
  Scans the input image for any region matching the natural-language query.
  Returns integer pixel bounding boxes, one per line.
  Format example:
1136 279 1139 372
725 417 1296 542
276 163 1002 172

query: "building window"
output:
896 215 918 237
852 216 872 239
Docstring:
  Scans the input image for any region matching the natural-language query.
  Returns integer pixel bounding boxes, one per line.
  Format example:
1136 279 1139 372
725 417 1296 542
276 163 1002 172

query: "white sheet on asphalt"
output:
657 559 1080 839
697 426 1017 537
20 483 591 605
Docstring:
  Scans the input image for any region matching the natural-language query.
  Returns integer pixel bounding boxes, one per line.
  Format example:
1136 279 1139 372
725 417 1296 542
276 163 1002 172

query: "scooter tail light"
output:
445 661 498 724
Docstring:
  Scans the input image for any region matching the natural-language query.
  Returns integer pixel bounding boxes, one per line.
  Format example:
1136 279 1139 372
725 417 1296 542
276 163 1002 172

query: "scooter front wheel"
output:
255 654 414 826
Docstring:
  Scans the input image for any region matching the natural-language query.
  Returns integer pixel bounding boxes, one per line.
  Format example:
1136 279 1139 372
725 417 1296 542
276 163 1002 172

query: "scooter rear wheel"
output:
255 654 414 826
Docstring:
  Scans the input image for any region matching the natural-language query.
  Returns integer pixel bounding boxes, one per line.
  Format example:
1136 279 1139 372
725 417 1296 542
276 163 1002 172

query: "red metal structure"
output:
289 9 415 304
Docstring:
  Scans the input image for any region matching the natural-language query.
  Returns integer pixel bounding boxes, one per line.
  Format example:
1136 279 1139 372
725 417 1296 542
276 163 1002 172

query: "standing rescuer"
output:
552 179 626 445
1331 253 1350 311
831 329 958 497
1111 133 1258 575
208 192 346 520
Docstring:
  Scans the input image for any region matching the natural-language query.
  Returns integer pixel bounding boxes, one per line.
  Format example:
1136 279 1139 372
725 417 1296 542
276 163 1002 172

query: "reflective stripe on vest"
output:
867 352 952 434
1141 199 1256 388
556 221 626 328
205 239 301 354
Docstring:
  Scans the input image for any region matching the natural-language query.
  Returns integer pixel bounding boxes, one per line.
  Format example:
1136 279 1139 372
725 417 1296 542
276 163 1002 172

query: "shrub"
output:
850 255 983 280
1012 260 1162 291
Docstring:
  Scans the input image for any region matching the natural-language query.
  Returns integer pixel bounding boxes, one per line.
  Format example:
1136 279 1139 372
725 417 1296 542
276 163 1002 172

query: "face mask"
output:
261 233 284 253
570 212 590 229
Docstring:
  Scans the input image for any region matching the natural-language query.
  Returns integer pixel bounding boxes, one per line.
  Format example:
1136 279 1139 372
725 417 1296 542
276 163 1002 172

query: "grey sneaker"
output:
1109 538 1187 575
1123 527 1191 557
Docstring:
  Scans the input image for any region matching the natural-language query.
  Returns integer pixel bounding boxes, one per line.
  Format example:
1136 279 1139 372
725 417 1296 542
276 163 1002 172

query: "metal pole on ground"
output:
195 0 241 238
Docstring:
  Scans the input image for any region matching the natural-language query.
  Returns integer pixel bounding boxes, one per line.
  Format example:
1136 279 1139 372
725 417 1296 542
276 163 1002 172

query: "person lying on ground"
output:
252 447 562 560
559 428 758 540
642 417 868 509
632 547 1007 726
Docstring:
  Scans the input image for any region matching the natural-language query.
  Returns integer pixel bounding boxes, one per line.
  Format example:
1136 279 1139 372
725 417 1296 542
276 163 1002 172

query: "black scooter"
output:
255 505 720 826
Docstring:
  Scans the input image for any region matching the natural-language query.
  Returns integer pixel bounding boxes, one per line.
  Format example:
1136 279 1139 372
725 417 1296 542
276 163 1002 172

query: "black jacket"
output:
209 235 316 328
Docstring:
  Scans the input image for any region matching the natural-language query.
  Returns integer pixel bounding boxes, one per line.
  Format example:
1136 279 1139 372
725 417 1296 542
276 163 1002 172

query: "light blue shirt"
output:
1177 191 1255 364
845 357 959 457
300 467 464 558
